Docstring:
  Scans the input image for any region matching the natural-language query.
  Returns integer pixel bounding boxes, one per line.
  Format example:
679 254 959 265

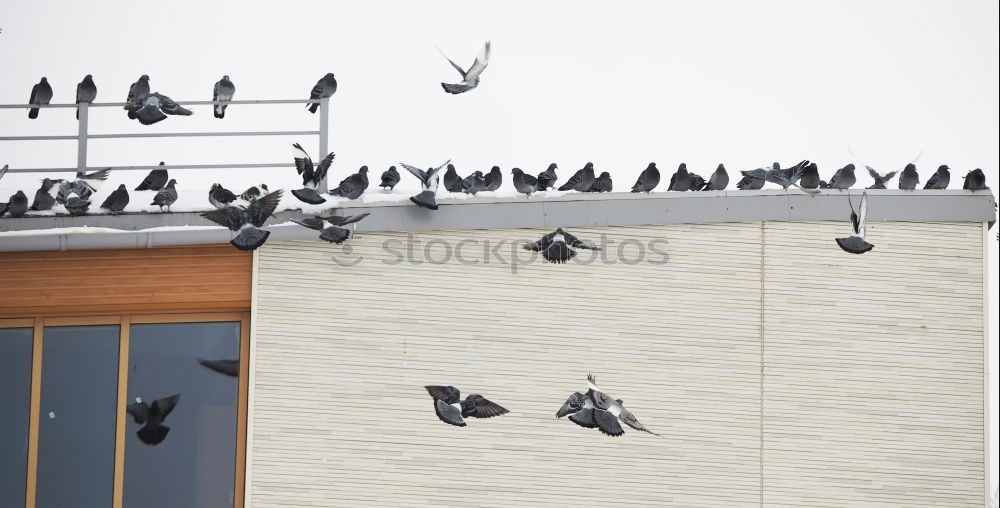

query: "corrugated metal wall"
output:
248 221 985 507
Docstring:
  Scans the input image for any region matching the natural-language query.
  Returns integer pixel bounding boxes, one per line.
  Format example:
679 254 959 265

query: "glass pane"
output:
0 327 33 505
124 322 240 508
37 325 120 508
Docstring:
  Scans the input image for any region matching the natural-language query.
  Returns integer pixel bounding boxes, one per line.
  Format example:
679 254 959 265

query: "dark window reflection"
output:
125 322 240 508
37 325 120 508
0 327 33 505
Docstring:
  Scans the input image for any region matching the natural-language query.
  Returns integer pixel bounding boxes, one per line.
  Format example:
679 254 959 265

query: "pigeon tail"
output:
543 242 576 263
232 226 270 251
319 226 351 244
29 108 39 120
291 188 326 205
308 102 320 114
835 236 874 254
214 105 226 119
137 424 170 446
441 82 474 94
409 190 438 210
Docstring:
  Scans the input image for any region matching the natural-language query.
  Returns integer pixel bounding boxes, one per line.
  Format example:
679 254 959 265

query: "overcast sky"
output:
1 0 998 488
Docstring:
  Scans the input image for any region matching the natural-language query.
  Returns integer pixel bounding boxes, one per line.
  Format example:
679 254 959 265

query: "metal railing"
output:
0 97 332 188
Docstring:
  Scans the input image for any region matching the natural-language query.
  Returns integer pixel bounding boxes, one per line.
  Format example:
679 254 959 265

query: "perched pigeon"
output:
126 92 193 125
460 170 487 195
631 163 660 193
212 75 236 119
289 211 370 244
442 164 463 193
201 189 283 251
536 163 559 191
380 166 400 190
963 168 989 191
209 183 238 209
557 375 659 437
135 162 168 191
100 184 130 214
30 178 64 211
777 160 810 187
558 162 596 192
437 41 491 95
0 203 6 216
401 160 450 210
125 75 150 120
483 166 502 192
240 184 269 201
524 227 601 263
308 73 337 113
798 162 821 189
923 165 950 189
667 163 692 191
291 143 334 204
687 172 706 191
151 179 178 211
75 75 97 119
836 192 873 254
5 191 28 218
197 359 239 377
588 172 613 192
424 385 509 427
740 166 820 195
126 394 180 446
58 168 110 203
898 163 920 190
701 164 729 191
329 166 369 199
512 167 539 197
824 164 856 190
28 77 53 119
64 193 90 216
866 166 898 189
735 170 765 190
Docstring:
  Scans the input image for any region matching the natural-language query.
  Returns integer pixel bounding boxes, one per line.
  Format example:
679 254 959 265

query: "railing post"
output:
318 97 330 191
77 102 89 173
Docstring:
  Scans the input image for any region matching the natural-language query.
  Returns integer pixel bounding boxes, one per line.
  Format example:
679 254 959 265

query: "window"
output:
0 325 33 506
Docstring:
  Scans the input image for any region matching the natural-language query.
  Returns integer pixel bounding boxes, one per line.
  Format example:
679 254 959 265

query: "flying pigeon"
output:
329 166 369 200
424 385 509 427
28 77 53 119
701 164 729 191
135 162 168 191
823 164 856 190
865 166 898 189
523 227 601 263
212 75 236 119
437 41 491 94
587 172 613 192
58 168 110 203
308 73 337 113
536 163 559 191
291 143 334 204
667 163 692 191
898 163 919 190
775 160 809 188
64 193 90 216
740 166 820 195
558 162 596 192
631 163 660 193
5 191 28 218
511 167 539 197
240 184 269 201
401 160 450 210
798 162 821 189
483 166 502 191
126 394 180 446
126 92 193 125
923 165 950 189
151 179 178 212
30 178 64 211
289 211 371 244
380 166 400 190
735 170 765 190
75 75 97 120
100 184 130 214
557 375 659 437
460 170 487 195
201 189 283 251
836 192 873 254
124 75 150 119
963 168 989 191
198 359 239 377
443 164 463 193
209 183 238 209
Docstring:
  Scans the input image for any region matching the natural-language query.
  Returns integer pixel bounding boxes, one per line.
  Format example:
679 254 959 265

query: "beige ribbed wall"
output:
247 221 985 507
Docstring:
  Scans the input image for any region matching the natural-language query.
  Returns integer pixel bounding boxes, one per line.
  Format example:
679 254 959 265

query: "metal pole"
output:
77 102 89 172
318 97 330 191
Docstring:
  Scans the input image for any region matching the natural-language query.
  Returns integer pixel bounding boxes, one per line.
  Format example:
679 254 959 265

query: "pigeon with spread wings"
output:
437 41 491 94
865 166 897 190
835 192 874 254
291 143 334 204
557 375 659 437
401 160 450 210
126 394 181 446
288 211 371 244
524 227 601 264
201 189 283 251
424 385 509 427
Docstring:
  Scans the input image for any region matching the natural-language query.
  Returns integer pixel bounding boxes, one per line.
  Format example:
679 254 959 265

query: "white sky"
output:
1 0 998 493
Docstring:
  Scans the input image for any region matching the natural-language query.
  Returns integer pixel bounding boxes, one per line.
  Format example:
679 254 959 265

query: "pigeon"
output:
5 191 28 218
558 162 596 192
778 160 810 187
124 75 150 119
308 73 337 113
209 183 238 209
329 166 369 200
631 162 660 193
212 75 236 119
126 93 192 125
555 391 598 429
289 211 370 244
824 164 856 190
151 179 178 211
460 171 487 195
963 168 989 191
401 160 450 210
28 77 53 119
100 184 130 214
424 385 509 427
523 227 601 263
536 163 559 191
557 375 659 437
587 172 613 192
442 164 463 193
736 169 765 190
866 166 898 189
0 203 6 217
687 172 707 191
740 166 820 195
836 192 874 254
30 178 64 211
126 394 180 446
437 41 491 95
898 163 920 190
923 165 950 189
291 143 334 204
701 164 729 191
798 162 821 189
58 168 110 203
483 166 503 192
197 359 239 377
667 163 692 191
135 162 168 191
64 193 90 216
511 167 539 197
201 189 283 251
240 184 269 201
380 166 400 190
75 75 97 119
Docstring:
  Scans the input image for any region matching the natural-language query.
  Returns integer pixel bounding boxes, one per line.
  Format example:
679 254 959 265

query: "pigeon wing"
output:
152 394 181 421
435 46 468 77
425 385 461 404
523 231 556 252
568 408 598 428
290 217 325 231
201 207 245 231
400 163 429 186
249 190 284 227
866 166 881 181
593 409 624 437
619 407 659 436
562 231 600 250
314 152 336 185
292 143 314 179
324 211 370 226
462 395 509 418
464 41 491 81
